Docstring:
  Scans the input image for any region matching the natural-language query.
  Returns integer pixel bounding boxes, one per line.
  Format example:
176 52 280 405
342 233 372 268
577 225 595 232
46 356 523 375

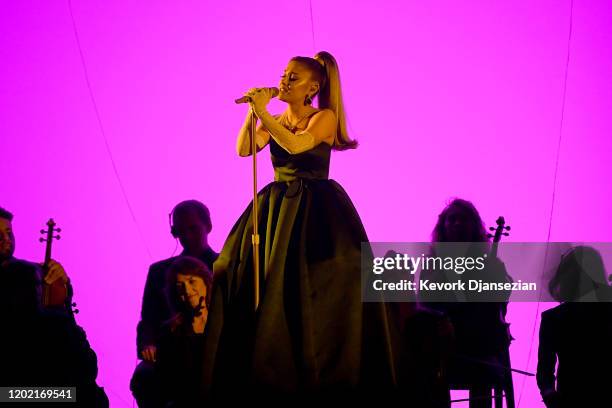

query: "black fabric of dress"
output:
203 136 395 402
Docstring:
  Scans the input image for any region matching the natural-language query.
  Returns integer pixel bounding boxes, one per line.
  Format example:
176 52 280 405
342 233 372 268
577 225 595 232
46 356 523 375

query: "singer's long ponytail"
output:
291 51 358 150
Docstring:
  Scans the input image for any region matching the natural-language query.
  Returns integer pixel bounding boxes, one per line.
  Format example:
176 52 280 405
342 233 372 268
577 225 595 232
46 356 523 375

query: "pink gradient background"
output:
1 1 611 406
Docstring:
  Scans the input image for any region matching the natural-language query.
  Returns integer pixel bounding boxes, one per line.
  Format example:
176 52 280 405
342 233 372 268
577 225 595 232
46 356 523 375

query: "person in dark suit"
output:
130 200 218 408
537 246 612 408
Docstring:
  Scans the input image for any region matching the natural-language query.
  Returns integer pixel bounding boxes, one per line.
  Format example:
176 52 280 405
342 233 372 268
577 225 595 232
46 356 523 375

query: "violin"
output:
487 216 518 407
486 215 513 304
488 216 511 258
39 219 78 315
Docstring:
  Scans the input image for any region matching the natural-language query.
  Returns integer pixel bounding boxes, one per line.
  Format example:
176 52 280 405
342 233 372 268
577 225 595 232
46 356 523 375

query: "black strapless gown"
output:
203 137 395 399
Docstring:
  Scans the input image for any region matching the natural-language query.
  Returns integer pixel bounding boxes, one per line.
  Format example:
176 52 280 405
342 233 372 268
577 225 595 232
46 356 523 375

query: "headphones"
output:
168 200 212 239
169 209 178 238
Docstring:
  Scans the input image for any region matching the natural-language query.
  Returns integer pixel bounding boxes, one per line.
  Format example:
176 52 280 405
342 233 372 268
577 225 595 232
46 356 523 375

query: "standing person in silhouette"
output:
537 246 612 408
419 198 513 408
131 200 218 408
203 51 395 402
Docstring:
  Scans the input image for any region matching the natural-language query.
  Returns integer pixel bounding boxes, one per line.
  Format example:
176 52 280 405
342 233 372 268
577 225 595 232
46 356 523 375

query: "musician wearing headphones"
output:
130 200 218 408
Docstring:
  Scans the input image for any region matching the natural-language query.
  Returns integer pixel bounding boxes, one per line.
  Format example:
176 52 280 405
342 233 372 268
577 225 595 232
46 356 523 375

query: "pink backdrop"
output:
1 1 611 406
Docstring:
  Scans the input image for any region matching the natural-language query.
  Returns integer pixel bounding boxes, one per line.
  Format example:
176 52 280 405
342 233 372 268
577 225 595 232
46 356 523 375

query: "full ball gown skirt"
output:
202 139 395 401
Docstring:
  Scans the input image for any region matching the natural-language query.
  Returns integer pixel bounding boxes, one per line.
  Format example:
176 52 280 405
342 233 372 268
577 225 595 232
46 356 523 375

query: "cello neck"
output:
42 218 57 269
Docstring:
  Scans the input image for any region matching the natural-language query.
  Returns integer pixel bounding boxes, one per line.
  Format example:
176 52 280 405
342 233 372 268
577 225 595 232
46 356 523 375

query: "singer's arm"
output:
254 107 335 155
236 109 271 157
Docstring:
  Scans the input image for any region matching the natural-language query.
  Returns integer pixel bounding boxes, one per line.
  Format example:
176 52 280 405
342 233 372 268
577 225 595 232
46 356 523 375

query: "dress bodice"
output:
270 138 331 182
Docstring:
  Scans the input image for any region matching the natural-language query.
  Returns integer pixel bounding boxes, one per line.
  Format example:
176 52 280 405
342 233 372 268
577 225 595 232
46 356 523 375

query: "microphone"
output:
235 87 279 104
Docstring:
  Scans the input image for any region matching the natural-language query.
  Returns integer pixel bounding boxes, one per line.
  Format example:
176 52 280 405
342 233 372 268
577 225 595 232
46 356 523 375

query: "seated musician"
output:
0 207 72 314
156 256 212 407
0 253 108 406
418 199 514 408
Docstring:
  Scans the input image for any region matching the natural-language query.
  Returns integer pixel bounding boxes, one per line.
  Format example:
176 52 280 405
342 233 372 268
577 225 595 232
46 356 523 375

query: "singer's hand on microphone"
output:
246 87 273 113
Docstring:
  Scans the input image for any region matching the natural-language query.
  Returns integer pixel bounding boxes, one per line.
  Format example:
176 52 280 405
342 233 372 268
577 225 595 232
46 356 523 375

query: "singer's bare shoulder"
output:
300 109 336 146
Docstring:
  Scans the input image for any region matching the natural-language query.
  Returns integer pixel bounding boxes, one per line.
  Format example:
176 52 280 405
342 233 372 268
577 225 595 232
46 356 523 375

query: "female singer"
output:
203 51 395 401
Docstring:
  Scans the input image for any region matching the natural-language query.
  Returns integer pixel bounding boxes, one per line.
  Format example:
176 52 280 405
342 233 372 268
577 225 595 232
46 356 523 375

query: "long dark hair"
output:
291 51 357 150
431 198 490 243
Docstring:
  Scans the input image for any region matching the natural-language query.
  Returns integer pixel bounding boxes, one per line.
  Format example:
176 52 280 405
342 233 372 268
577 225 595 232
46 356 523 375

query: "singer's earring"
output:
304 95 312 106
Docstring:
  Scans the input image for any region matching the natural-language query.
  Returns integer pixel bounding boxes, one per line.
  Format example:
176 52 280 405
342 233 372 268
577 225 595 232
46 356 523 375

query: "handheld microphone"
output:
235 87 279 104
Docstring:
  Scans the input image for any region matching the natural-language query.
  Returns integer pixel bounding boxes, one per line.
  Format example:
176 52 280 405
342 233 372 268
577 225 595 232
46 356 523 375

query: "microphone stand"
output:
250 107 260 312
